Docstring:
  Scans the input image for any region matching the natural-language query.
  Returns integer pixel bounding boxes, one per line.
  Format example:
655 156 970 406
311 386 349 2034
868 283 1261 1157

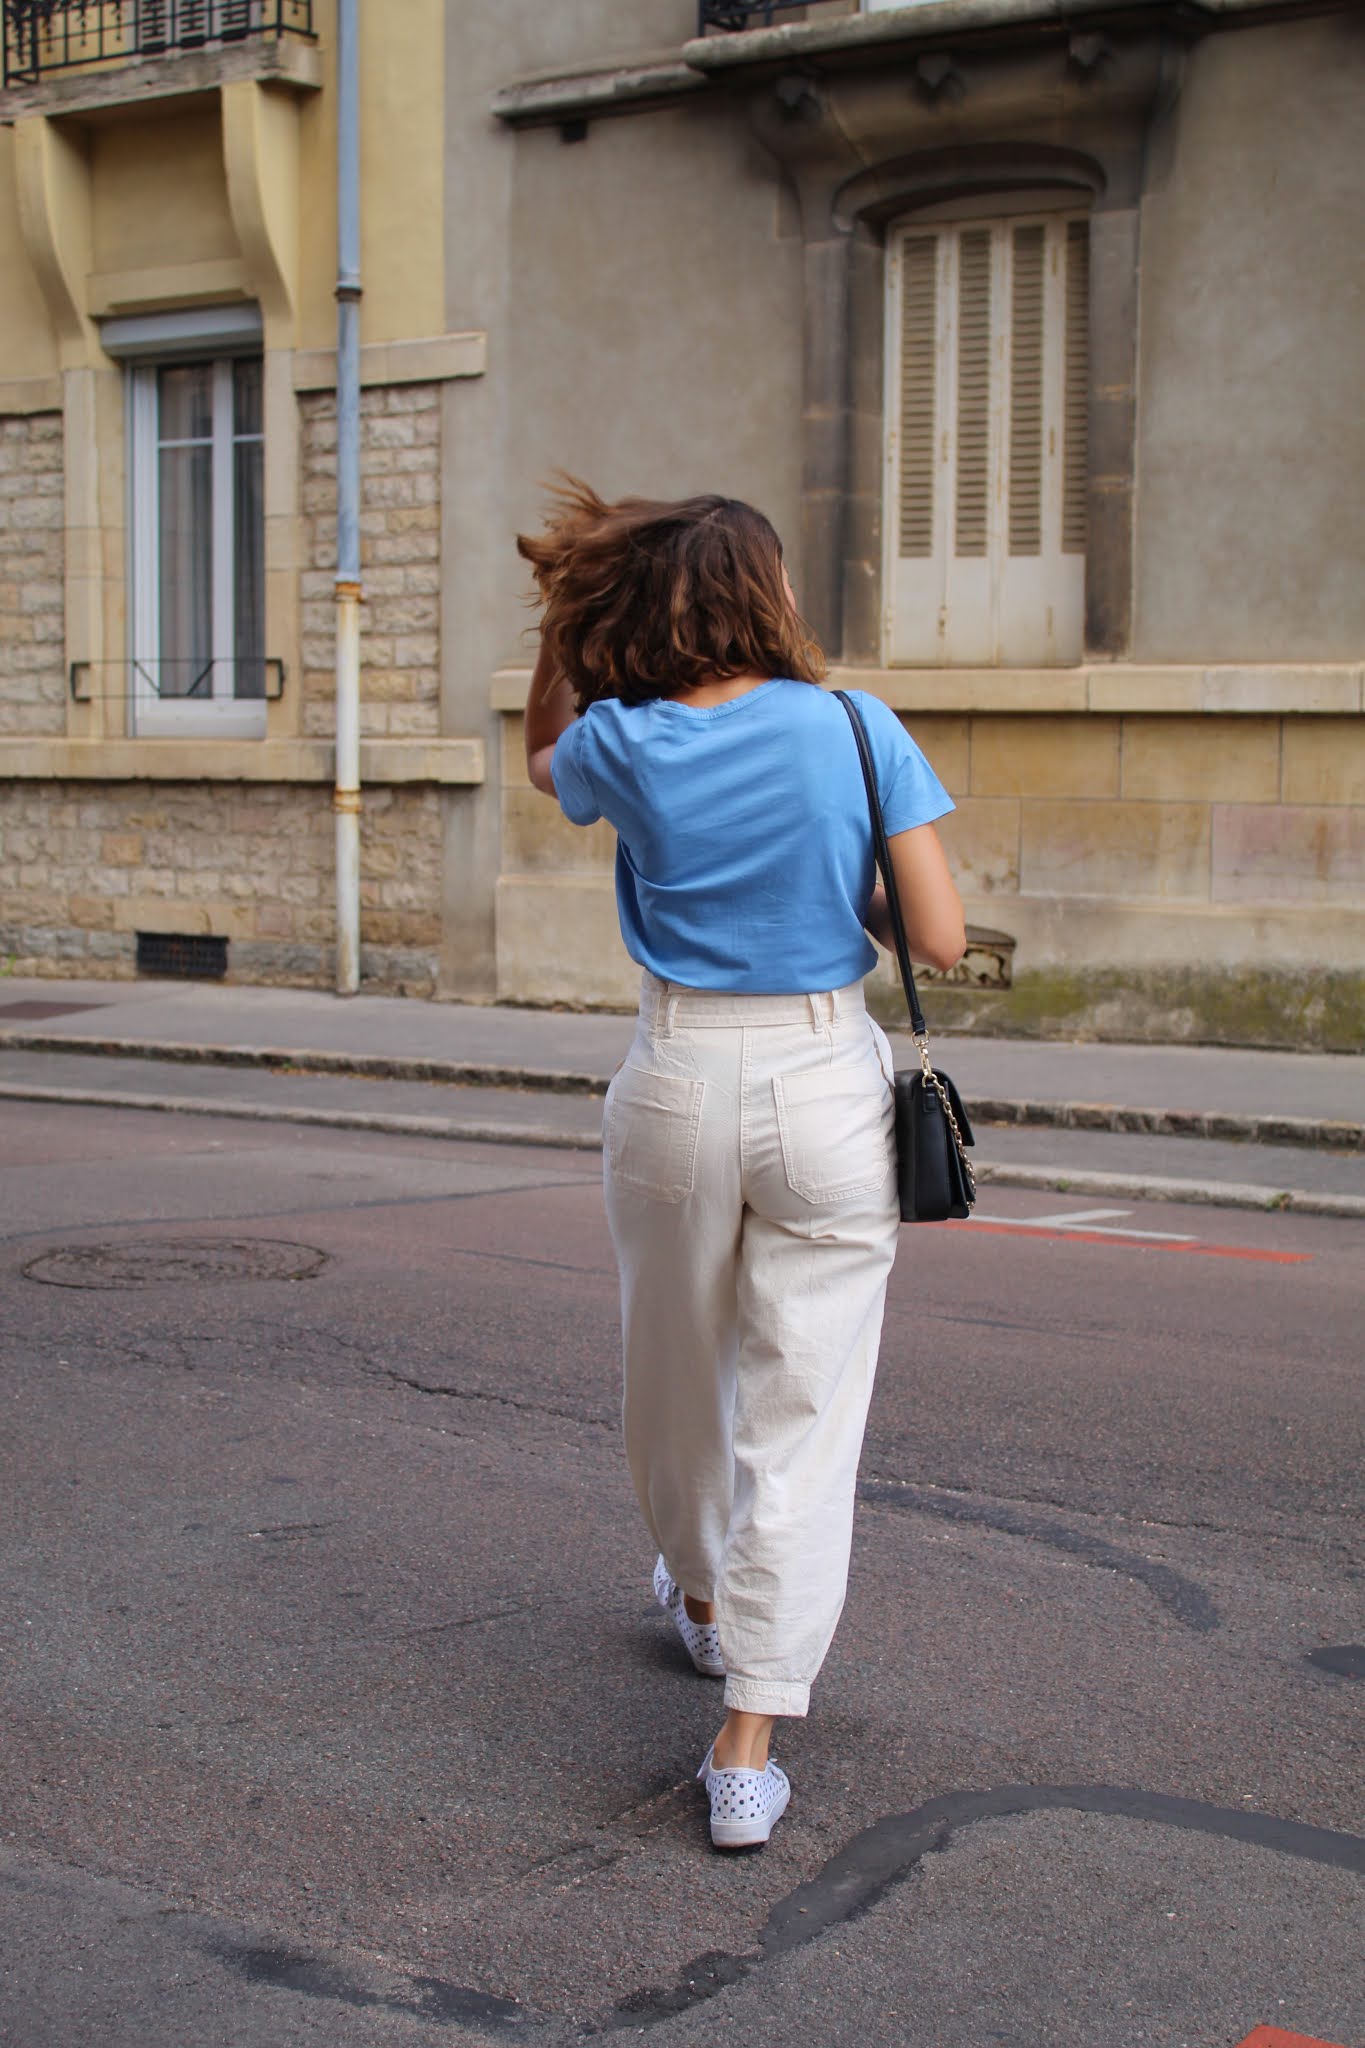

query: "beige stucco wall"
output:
90 109 239 275
295 0 445 352
0 131 63 382
503 102 804 643
1133 13 1365 662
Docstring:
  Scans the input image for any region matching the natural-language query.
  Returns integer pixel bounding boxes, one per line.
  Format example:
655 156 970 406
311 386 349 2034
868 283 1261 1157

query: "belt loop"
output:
660 985 678 1039
805 992 820 1034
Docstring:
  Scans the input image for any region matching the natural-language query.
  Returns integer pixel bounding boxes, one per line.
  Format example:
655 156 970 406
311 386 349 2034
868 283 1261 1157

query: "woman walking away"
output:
518 481 965 1851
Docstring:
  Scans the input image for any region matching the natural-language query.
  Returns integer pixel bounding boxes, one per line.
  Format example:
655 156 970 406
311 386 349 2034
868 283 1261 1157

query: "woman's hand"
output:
524 639 578 797
864 824 967 974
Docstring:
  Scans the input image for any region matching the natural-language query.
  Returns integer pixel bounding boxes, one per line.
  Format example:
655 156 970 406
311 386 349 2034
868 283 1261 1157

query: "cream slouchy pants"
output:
603 970 901 1718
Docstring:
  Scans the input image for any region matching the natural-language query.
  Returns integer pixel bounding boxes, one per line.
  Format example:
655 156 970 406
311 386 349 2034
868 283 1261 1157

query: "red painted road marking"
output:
1235 2028 1350 2048
930 1219 1313 1265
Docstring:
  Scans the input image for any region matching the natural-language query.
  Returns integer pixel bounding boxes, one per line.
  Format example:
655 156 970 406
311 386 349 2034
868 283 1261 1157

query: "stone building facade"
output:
0 0 478 996
1 0 1362 1046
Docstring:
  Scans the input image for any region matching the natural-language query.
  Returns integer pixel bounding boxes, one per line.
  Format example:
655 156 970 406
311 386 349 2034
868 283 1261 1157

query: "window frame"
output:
880 201 1090 669
126 354 266 740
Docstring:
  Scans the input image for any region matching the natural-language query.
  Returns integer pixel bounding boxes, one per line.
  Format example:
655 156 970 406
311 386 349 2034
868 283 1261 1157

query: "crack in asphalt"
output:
864 1476 1357 1563
856 1478 1221 1632
198 1784 1365 2037
381 1372 617 1434
0 1175 602 1251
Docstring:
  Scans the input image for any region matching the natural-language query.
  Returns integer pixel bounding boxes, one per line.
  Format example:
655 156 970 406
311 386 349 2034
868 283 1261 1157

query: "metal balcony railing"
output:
698 0 849 30
3 0 313 88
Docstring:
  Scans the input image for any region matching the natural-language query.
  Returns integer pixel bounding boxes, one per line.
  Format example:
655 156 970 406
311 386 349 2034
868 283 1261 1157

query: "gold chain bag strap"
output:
835 690 976 1223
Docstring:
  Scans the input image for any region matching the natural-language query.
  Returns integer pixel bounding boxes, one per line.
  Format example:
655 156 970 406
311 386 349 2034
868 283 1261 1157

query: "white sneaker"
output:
652 1555 726 1678
697 1745 791 1849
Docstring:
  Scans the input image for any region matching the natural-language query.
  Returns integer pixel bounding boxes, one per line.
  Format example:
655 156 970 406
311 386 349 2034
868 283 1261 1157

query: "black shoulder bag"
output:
835 690 976 1224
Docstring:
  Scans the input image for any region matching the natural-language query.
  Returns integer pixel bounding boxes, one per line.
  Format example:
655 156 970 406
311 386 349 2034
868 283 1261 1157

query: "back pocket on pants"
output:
773 1063 892 1203
606 1064 705 1202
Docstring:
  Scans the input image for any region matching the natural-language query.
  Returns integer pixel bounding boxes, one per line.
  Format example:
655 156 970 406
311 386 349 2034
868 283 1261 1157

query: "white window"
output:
883 212 1089 666
128 356 266 737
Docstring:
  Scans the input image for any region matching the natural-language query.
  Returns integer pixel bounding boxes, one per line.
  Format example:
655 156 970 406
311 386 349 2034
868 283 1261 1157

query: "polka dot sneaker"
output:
652 1555 726 1679
697 1745 791 1850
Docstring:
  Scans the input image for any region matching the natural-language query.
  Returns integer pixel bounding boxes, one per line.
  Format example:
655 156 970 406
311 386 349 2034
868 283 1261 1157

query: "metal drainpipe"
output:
333 0 362 994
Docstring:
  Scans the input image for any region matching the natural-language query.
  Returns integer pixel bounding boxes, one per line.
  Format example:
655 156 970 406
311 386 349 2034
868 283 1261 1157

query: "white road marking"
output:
1015 1208 1136 1226
973 1207 1199 1244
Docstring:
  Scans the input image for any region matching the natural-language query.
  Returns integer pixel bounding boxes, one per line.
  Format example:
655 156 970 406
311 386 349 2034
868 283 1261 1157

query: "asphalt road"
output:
2 1101 1362 2048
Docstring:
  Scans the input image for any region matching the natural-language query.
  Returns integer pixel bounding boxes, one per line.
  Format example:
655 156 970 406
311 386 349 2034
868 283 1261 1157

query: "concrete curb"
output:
2 1030 1361 1153
5 1079 1363 1219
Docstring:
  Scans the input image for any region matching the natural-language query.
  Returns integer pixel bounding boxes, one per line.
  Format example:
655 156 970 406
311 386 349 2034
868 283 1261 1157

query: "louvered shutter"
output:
886 213 1089 665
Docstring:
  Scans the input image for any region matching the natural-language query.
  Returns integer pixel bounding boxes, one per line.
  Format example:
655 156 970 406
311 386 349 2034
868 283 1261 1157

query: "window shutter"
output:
1008 223 1045 557
897 236 937 560
886 210 1089 666
954 228 991 559
1063 218 1089 555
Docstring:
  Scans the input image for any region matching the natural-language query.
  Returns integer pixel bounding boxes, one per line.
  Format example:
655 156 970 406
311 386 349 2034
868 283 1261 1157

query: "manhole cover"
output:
22 1239 329 1290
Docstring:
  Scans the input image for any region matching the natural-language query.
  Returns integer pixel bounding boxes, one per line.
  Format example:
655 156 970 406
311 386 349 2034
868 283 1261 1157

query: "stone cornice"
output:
0 738 486 785
488 667 1365 717
491 0 1344 127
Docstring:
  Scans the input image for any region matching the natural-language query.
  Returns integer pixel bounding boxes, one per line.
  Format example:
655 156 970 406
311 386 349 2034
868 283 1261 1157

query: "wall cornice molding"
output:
0 737 487 785
490 0 1344 130
488 667 1365 718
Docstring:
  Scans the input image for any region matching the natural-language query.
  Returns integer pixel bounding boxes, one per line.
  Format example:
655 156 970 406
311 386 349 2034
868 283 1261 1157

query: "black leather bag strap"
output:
834 689 927 1039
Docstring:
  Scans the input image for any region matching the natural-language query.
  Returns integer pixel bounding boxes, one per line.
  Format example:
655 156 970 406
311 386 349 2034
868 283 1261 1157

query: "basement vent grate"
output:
136 932 228 981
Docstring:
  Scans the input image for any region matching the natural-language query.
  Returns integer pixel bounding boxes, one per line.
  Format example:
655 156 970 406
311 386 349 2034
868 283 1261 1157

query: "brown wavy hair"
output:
516 477 825 712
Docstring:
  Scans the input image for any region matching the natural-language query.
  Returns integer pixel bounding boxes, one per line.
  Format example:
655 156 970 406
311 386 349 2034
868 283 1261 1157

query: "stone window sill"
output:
0 738 485 785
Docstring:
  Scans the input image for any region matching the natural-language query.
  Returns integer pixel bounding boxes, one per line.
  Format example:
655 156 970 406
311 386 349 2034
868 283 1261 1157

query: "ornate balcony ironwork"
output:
698 0 849 31
3 0 314 88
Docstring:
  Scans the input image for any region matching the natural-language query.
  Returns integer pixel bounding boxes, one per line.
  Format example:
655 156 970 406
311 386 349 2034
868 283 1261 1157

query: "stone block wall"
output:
0 779 443 993
912 713 1365 913
0 412 65 738
493 703 1365 1046
298 384 441 740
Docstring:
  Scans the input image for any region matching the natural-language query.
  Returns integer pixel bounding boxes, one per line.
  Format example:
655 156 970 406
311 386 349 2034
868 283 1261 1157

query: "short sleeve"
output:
851 690 955 837
551 718 602 827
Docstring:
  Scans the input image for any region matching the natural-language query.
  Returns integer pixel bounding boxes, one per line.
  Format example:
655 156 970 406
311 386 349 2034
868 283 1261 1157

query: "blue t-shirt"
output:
551 679 953 994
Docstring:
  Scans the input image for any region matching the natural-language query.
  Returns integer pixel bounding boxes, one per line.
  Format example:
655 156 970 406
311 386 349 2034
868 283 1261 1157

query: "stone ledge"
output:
680 0 1268 77
292 332 487 392
490 666 1364 717
0 738 485 786
491 57 704 126
491 0 1324 126
0 33 322 118
0 375 63 414
87 260 252 319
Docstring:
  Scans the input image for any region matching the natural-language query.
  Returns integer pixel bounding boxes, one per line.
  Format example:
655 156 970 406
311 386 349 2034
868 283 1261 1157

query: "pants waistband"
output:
638 969 867 1033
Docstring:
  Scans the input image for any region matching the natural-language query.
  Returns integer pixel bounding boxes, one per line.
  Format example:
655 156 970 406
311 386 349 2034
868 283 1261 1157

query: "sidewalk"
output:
2 973 1361 1214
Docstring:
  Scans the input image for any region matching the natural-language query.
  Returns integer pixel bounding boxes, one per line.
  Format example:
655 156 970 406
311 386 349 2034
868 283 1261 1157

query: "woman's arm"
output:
524 638 578 797
864 823 967 975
